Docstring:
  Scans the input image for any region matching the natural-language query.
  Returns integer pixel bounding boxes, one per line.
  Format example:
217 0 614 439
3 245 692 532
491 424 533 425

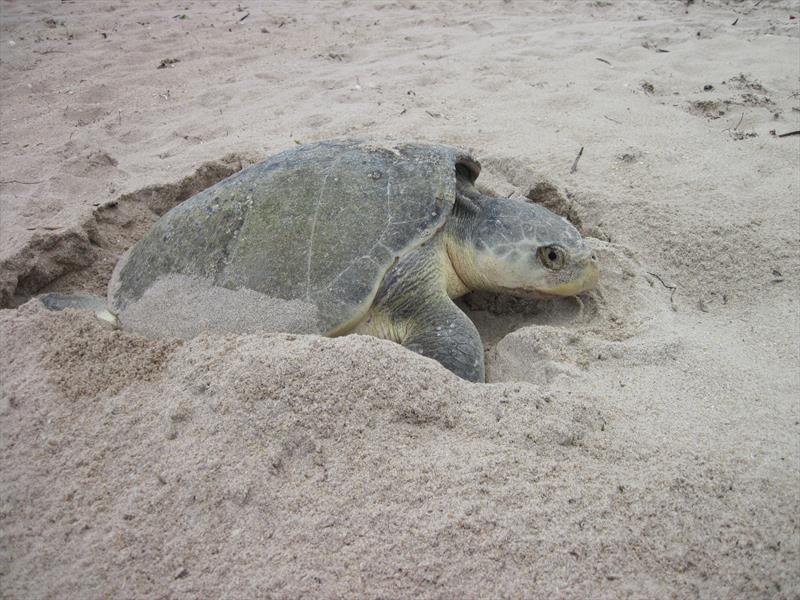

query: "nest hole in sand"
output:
5 154 252 307
459 289 598 351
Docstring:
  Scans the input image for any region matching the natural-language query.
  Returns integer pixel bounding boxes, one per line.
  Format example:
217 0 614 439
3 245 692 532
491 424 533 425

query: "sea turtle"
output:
41 140 598 382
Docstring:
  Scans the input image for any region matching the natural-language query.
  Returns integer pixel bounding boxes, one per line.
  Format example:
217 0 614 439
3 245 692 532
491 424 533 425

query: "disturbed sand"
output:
1 1 799 598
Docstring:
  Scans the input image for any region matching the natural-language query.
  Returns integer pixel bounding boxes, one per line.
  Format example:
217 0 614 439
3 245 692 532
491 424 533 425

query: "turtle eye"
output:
538 245 566 270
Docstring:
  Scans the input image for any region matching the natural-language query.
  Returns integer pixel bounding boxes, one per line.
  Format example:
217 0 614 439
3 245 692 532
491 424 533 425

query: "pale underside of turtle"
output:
42 140 599 382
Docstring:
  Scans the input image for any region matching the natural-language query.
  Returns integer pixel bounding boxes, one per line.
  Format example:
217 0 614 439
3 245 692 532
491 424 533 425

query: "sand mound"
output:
2 303 797 598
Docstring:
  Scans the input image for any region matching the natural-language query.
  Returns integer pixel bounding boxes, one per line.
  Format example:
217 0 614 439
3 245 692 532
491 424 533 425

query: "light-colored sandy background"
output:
1 1 798 598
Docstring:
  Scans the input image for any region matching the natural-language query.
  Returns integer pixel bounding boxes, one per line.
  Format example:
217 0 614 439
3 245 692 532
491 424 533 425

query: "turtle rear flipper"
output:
37 293 119 328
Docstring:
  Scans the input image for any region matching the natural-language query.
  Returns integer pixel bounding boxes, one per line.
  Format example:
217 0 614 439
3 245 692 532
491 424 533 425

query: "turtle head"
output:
447 179 599 299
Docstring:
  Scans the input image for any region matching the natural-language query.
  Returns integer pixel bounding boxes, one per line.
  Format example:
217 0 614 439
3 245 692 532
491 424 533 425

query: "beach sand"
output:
1 1 798 597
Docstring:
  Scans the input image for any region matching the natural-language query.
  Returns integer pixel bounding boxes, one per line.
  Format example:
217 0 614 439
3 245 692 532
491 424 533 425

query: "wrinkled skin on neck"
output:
444 178 599 299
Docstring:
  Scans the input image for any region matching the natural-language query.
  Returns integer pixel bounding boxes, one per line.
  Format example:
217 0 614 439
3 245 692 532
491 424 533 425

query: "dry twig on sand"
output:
646 271 678 311
570 146 584 174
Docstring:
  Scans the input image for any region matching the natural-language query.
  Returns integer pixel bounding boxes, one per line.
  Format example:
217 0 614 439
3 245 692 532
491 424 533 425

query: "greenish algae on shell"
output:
109 140 478 335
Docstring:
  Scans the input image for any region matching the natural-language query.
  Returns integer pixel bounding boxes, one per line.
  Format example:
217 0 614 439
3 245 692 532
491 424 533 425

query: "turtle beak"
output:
541 254 599 296
503 259 599 299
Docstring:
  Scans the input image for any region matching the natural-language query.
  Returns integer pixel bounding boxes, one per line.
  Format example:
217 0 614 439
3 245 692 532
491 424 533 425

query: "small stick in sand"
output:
0 179 44 185
570 146 584 174
777 130 800 137
646 271 678 311
595 57 612 66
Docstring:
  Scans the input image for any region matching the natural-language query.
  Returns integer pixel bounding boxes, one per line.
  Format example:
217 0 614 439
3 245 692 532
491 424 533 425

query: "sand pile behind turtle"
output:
115 274 321 339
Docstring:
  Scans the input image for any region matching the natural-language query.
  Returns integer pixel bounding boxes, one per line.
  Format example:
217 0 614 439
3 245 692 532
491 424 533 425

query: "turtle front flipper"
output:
402 296 484 382
356 291 484 382
354 237 485 382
